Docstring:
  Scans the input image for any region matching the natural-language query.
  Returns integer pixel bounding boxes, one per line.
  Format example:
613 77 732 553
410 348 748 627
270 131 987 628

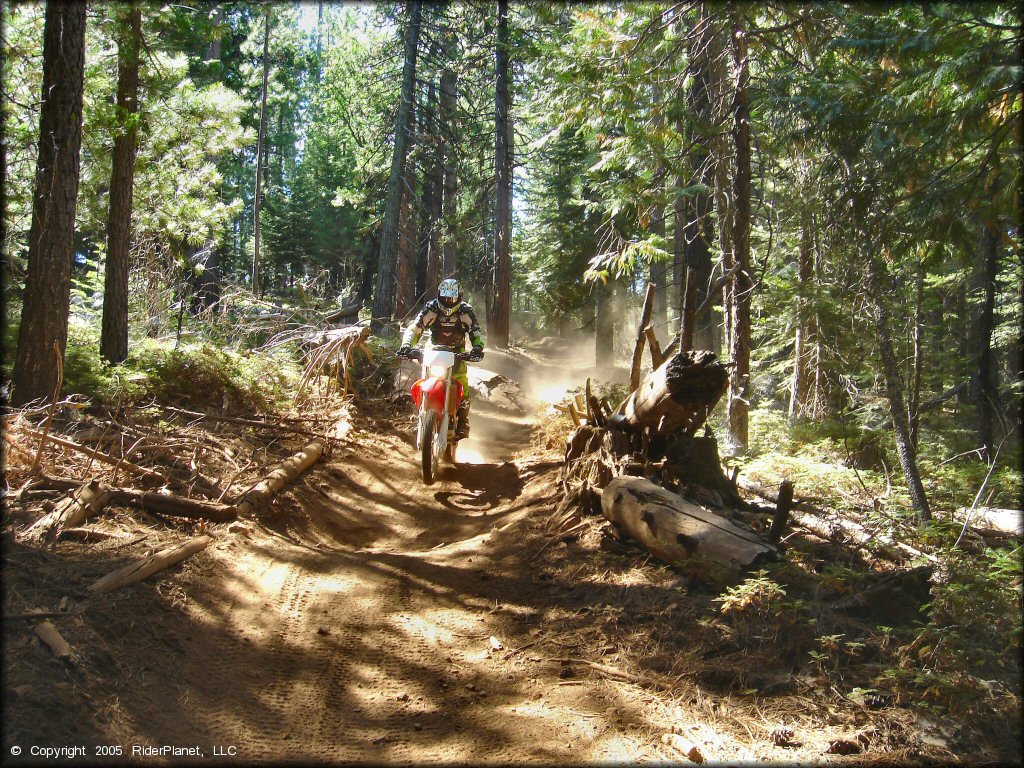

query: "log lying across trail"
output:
602 477 776 582
235 439 324 516
22 419 340 542
614 350 729 434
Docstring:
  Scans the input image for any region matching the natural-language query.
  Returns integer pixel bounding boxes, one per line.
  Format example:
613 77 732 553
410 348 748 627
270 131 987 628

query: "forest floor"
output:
2 338 1016 765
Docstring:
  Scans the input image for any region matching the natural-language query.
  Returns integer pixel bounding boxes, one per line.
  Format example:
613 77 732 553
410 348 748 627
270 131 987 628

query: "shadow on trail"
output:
434 461 524 512
84 509 673 764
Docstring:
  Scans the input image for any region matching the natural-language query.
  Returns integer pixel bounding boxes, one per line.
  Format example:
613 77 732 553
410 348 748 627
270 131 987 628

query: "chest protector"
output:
420 300 481 349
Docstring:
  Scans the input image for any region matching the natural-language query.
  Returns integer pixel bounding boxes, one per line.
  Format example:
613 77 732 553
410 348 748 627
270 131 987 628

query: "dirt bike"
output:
399 345 474 484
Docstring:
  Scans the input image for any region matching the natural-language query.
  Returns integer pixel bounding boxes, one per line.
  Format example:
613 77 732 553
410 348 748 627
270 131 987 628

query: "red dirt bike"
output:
399 345 473 484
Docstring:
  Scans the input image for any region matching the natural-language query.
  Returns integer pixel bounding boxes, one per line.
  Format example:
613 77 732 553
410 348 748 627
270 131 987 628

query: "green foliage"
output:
714 569 813 655
57 318 301 413
869 548 1023 717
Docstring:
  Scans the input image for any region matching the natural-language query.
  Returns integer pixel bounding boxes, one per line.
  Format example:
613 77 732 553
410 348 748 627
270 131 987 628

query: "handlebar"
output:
397 348 476 362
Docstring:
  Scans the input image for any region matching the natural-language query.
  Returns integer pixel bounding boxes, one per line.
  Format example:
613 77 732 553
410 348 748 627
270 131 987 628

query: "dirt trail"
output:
94 343 657 763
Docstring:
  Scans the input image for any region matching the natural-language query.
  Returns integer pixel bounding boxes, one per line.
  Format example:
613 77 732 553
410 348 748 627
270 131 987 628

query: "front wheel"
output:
421 410 440 484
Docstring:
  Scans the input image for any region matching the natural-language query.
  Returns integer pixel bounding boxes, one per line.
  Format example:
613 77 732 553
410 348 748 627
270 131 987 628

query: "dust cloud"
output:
457 334 629 464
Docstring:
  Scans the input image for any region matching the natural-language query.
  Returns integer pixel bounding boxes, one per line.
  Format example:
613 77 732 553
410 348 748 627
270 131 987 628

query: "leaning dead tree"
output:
559 290 786 583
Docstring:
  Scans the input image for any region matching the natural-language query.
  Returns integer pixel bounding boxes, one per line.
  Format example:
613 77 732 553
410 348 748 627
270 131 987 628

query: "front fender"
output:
411 377 462 413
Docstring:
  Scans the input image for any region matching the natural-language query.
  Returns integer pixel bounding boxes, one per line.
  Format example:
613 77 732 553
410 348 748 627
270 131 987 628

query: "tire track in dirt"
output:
98 347 654 763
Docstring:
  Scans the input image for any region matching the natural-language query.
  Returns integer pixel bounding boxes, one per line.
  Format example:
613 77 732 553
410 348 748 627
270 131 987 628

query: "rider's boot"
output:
454 399 470 440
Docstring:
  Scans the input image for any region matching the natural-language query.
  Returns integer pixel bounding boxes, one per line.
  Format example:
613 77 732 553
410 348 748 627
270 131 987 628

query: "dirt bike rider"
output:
398 278 485 440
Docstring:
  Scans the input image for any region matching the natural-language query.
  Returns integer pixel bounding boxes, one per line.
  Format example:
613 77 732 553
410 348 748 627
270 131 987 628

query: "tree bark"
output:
252 7 271 296
630 283 656 393
440 66 458 277
977 216 999 459
491 0 513 347
371 0 423 333
426 78 443 292
788 167 816 421
396 122 416 319
602 477 775 583
683 3 717 351
728 10 751 452
650 201 669 337
868 257 931 524
26 479 111 542
908 253 925 447
617 349 729 434
415 76 436 299
680 267 697 353
100 4 142 365
711 19 733 372
13 1 87 407
191 3 224 312
672 178 686 337
90 536 213 595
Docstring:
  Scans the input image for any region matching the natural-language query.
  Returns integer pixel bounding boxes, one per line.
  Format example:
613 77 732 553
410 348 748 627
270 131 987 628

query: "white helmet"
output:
437 278 462 316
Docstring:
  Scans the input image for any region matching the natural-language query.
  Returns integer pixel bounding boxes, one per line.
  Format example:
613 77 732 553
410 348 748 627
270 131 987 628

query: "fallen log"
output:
615 350 729 434
34 620 74 662
601 477 776 582
25 479 111 542
89 535 213 594
235 440 325 516
324 301 363 325
18 476 236 523
955 506 1021 535
109 488 236 522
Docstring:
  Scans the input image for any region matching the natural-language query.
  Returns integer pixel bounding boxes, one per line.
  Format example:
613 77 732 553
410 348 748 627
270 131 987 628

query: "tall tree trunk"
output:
491 0 512 348
647 81 668 339
0 25 7 251
252 7 270 296
788 165 815 421
316 0 324 63
650 200 668 338
727 10 752 452
359 233 378 303
711 15 733 367
427 78 443 292
672 178 686 337
977 216 1000 459
415 79 435 299
868 257 931 524
440 66 458 277
100 3 141 365
908 252 925 448
685 3 716 351
396 150 416 319
371 0 423 333
13 1 87 407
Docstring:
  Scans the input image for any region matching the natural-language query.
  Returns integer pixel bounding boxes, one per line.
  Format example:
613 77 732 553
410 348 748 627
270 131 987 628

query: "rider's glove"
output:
469 346 484 362
397 344 412 358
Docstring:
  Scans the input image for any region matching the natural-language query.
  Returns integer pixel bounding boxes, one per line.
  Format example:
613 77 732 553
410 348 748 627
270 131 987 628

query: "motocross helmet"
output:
437 278 462 316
